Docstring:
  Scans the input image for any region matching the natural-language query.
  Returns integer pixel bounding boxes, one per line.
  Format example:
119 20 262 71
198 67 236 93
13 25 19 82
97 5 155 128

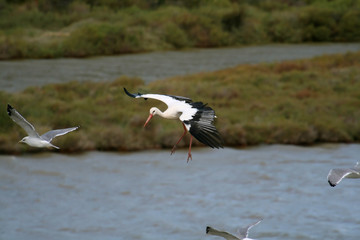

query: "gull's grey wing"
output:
40 127 79 142
353 162 360 171
327 168 358 187
237 219 262 239
7 104 39 138
206 226 239 240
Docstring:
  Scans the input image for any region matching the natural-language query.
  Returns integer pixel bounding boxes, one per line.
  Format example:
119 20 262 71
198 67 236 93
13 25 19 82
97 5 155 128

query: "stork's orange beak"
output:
144 114 153 127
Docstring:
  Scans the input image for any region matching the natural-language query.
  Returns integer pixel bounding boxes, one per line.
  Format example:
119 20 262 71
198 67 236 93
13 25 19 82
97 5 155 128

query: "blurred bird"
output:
206 219 262 240
327 162 360 187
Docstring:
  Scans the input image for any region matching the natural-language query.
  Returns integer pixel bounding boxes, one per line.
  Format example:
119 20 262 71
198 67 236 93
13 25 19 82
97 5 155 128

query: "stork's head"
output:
144 107 160 127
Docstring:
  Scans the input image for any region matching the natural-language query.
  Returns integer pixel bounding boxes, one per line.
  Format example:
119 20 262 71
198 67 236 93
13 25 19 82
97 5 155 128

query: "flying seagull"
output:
206 219 262 240
124 88 224 162
327 162 360 187
7 104 79 149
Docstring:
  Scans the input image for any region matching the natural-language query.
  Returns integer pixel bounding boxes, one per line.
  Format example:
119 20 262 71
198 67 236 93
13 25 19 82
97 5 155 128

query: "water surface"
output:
1 144 359 240
1 43 360 92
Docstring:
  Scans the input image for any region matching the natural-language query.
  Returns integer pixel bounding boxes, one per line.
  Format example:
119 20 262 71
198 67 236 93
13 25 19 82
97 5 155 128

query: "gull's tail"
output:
49 142 60 149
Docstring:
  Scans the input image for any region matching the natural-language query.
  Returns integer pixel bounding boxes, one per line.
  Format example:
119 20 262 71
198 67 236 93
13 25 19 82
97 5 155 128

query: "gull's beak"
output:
144 114 153 127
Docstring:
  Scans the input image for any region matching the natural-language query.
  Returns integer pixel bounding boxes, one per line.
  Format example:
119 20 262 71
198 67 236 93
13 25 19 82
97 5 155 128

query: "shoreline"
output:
1 142 358 156
2 43 360 93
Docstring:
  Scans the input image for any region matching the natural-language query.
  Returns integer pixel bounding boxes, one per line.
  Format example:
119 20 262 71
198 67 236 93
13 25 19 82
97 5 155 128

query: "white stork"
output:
7 104 79 149
124 88 224 162
206 219 263 240
327 162 360 187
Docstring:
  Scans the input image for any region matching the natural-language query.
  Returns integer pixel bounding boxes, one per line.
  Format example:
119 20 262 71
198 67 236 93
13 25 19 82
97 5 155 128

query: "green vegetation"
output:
1 51 360 154
0 0 360 59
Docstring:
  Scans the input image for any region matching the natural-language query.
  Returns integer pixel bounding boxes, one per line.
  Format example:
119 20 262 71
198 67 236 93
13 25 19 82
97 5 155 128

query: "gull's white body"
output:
20 136 59 149
7 104 79 149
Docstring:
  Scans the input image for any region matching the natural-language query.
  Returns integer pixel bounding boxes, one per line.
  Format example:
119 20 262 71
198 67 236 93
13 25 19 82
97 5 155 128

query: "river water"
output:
1 144 359 240
1 43 360 92
1 44 360 239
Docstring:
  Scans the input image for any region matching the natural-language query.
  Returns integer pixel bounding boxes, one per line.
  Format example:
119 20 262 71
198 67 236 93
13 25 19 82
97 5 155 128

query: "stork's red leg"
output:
171 123 188 155
187 135 193 163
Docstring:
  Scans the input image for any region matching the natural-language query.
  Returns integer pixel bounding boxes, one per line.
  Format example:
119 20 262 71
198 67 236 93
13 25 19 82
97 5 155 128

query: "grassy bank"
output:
0 0 360 59
1 51 360 154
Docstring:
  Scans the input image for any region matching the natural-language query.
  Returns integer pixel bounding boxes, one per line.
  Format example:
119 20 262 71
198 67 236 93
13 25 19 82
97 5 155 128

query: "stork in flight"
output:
327 162 360 187
124 88 224 162
206 219 262 240
7 104 79 149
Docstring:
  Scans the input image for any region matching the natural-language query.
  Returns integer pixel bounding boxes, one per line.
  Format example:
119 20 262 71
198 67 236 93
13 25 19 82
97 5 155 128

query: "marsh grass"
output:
1 0 360 59
1 51 360 154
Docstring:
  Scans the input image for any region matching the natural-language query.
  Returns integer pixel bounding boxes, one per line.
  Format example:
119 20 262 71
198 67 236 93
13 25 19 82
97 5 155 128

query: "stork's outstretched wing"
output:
124 88 192 108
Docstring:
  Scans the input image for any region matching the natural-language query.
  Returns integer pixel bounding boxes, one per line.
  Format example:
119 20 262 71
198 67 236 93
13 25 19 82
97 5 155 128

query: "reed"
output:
0 0 359 59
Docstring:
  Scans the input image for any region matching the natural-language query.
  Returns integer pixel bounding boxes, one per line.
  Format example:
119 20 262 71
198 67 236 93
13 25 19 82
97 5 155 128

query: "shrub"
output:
161 22 190 48
63 22 145 57
38 0 74 12
221 6 245 32
299 7 338 41
338 10 360 41
265 11 302 42
1 0 360 59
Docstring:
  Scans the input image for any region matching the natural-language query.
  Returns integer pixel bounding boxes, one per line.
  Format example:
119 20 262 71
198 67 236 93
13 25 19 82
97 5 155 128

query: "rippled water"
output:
1 43 360 92
1 144 359 240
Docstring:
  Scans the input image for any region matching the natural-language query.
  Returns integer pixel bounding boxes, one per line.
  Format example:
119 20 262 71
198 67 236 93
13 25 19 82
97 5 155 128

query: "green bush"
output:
299 7 338 41
265 11 302 42
0 0 360 59
161 22 190 48
338 10 360 41
38 0 74 12
63 22 146 57
221 6 245 32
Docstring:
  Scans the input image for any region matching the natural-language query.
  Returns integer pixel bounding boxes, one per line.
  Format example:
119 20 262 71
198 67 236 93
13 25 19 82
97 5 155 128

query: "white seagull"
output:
7 104 79 149
206 219 262 240
124 88 224 162
327 162 360 187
